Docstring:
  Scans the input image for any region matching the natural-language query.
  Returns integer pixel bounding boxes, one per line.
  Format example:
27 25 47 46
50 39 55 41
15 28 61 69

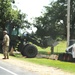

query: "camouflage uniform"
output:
2 31 10 59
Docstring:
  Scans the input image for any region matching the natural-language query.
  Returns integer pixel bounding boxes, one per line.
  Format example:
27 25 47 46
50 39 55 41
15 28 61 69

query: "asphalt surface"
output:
0 59 39 75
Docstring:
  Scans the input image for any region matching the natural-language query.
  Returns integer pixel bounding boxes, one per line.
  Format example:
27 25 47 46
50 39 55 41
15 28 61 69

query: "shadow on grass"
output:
10 53 23 58
38 51 48 55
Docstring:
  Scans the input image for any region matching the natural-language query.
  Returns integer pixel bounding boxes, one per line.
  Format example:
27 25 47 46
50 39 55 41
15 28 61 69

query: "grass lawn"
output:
13 53 75 74
11 41 75 74
24 58 75 73
37 41 67 54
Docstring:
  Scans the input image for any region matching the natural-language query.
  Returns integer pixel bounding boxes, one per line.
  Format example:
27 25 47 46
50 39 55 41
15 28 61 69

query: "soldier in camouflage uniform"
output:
2 30 10 59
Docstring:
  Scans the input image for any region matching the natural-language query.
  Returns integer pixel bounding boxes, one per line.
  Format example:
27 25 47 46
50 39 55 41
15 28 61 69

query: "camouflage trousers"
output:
2 46 9 59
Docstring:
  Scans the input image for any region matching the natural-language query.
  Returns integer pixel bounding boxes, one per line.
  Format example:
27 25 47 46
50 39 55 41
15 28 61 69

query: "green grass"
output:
37 41 67 55
24 58 75 73
13 53 75 74
4 41 75 74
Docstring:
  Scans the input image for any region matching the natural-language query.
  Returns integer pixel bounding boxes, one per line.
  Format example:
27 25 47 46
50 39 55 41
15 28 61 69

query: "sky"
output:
13 0 56 33
14 0 56 21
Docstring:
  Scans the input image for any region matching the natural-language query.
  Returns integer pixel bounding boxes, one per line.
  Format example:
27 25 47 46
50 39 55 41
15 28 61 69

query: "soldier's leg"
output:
7 50 9 59
3 47 7 59
6 46 9 59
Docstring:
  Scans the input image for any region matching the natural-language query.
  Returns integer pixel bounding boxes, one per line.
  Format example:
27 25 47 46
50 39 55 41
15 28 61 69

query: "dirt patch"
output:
0 54 74 75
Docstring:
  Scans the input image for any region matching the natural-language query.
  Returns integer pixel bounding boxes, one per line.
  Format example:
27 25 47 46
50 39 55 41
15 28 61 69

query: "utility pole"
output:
67 0 70 46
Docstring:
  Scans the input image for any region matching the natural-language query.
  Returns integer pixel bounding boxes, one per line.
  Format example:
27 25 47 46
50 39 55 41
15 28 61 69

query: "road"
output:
0 59 38 75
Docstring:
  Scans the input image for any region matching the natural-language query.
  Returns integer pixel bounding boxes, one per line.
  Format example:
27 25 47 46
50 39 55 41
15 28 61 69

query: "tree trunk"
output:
51 46 54 54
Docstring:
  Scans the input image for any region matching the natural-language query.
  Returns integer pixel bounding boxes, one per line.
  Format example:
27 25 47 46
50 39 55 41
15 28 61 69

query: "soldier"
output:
2 30 10 59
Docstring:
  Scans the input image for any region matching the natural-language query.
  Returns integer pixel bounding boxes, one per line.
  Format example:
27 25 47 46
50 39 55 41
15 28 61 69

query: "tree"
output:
33 0 75 53
56 0 75 39
70 0 75 39
33 0 68 53
0 0 30 34
33 0 67 40
0 0 12 29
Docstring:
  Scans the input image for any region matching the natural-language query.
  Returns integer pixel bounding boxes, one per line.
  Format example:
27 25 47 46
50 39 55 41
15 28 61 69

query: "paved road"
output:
0 59 39 75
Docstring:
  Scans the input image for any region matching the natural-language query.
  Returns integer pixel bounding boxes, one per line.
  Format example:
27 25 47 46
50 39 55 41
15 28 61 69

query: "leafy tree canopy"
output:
33 0 75 40
0 0 30 32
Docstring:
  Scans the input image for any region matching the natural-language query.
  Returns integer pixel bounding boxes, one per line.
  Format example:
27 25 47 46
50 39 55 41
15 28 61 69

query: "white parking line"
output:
0 66 18 75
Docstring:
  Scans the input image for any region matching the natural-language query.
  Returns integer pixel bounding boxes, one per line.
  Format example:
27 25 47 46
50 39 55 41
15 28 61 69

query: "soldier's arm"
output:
2 36 7 45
